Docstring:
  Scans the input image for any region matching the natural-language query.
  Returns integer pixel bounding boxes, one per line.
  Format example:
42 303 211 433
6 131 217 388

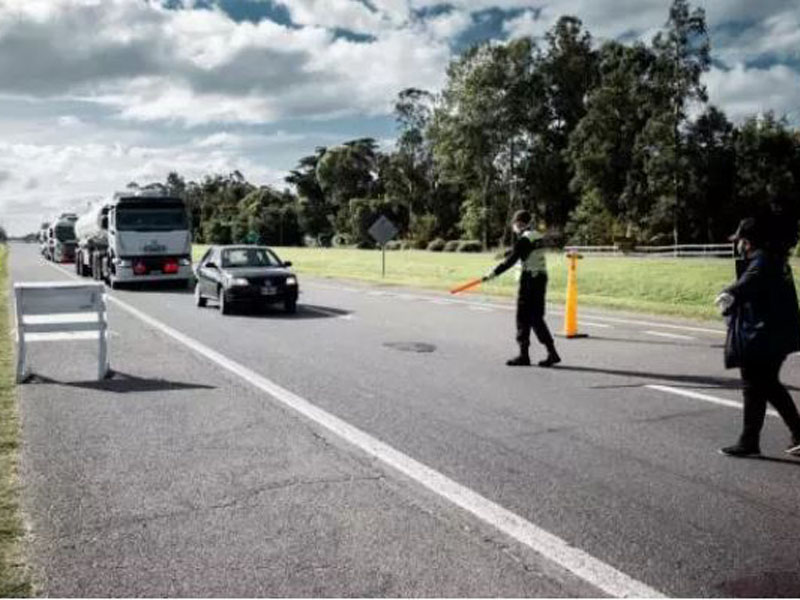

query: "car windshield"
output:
55 224 76 242
221 248 280 268
117 207 188 231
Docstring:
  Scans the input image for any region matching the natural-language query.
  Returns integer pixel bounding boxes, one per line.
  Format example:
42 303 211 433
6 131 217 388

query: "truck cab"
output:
47 213 78 263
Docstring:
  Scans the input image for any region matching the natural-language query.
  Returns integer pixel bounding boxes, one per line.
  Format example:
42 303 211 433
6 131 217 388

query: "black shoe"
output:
506 355 531 367
719 443 761 457
538 352 561 368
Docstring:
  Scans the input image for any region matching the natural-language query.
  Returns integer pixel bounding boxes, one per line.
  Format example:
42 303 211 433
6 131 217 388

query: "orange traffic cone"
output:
564 250 588 339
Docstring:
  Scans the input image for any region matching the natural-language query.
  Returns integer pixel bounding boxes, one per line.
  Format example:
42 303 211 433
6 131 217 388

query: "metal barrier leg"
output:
14 288 27 383
98 297 109 380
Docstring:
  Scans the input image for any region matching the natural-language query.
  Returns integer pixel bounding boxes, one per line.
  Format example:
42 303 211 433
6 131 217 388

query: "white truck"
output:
45 213 78 263
74 191 193 288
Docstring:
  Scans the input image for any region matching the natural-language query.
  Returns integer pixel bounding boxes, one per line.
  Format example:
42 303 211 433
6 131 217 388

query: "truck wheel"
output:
284 299 297 314
92 256 101 280
195 283 207 307
219 288 231 315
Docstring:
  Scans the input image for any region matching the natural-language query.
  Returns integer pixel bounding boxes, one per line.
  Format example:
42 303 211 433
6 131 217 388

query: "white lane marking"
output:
580 321 612 329
303 306 354 320
564 314 724 336
643 331 696 341
646 385 778 418
312 282 724 336
469 306 493 312
45 263 662 598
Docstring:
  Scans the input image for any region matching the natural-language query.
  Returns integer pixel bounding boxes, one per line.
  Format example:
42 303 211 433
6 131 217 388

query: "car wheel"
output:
219 287 231 315
284 299 297 314
195 283 207 307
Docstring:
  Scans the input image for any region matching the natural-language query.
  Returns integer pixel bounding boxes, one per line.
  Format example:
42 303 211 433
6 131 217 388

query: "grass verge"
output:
193 245 793 322
0 244 32 597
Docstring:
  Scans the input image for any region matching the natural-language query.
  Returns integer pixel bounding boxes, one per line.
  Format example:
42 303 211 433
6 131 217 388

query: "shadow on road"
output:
219 303 352 320
554 364 800 392
23 371 215 394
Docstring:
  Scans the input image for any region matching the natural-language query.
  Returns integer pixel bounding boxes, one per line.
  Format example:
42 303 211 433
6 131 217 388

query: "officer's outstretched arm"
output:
487 236 533 280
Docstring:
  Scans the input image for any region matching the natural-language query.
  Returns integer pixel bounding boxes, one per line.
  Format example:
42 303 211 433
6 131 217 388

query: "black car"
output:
194 245 299 314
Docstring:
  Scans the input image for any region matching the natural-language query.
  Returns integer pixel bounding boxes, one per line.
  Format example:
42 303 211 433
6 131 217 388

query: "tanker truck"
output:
45 212 78 262
75 191 192 288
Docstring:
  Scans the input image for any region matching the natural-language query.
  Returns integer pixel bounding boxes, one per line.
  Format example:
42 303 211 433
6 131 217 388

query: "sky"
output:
1 0 799 235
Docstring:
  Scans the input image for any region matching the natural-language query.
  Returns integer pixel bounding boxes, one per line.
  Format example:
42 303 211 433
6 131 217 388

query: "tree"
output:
431 39 537 247
286 147 332 243
649 0 710 244
682 106 736 242
567 41 657 237
0 224 7 243
532 17 599 230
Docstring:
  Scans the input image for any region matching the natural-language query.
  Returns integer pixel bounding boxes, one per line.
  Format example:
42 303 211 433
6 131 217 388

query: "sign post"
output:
368 215 399 278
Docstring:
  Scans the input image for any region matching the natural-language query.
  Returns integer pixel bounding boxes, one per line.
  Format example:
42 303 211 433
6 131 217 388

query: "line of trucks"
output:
40 190 193 288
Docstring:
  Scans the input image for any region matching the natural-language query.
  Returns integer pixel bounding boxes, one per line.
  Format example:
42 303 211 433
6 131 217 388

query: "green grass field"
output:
192 245 766 321
0 245 32 597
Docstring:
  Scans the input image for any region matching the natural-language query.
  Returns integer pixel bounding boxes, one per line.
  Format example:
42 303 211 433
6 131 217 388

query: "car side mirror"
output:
283 261 292 268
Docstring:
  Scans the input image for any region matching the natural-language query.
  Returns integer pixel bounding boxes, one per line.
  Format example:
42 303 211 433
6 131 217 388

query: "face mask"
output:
736 240 748 257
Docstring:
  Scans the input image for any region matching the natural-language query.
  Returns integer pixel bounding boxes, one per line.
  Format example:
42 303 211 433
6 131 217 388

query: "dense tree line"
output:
142 0 800 250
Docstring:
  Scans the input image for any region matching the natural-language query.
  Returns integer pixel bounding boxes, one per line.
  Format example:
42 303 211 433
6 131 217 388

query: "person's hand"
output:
714 292 734 315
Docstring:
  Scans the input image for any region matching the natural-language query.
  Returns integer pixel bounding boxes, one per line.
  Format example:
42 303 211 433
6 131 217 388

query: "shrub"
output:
384 240 403 251
427 238 446 252
443 240 460 252
457 240 483 253
332 233 351 247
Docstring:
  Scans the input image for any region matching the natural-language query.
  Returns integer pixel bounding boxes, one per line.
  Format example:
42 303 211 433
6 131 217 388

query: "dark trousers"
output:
516 272 555 352
739 357 800 447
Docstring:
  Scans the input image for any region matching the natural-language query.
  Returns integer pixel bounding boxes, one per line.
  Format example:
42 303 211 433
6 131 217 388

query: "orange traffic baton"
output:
563 250 588 338
450 277 483 295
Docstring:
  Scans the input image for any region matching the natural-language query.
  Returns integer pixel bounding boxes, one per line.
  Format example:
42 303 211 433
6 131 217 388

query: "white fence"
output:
565 243 734 258
14 282 108 383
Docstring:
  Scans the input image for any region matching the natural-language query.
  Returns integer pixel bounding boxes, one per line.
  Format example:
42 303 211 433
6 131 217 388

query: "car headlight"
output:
229 277 250 286
286 276 297 286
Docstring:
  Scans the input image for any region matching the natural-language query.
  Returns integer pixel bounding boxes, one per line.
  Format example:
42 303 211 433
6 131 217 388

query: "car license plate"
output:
261 286 276 295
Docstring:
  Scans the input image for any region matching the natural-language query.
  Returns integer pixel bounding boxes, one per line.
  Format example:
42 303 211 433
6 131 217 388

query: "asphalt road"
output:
9 242 800 597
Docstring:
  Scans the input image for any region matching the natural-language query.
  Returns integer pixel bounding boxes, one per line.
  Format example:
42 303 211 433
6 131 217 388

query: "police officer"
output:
483 210 561 367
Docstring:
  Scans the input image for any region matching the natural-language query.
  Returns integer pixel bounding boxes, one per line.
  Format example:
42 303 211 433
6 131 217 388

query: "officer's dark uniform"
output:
490 226 560 367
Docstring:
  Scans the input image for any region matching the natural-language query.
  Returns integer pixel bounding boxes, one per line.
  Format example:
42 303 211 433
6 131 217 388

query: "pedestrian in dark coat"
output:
716 217 800 457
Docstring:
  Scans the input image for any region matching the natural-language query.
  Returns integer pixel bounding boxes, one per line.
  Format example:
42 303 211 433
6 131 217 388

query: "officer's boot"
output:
538 343 561 368
506 346 531 366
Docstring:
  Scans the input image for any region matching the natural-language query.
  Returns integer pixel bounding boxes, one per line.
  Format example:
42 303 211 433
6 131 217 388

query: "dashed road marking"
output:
646 384 778 418
643 331 696 341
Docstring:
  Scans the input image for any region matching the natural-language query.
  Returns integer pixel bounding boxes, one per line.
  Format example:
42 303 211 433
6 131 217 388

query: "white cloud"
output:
0 135 290 234
705 63 800 122
0 0 450 125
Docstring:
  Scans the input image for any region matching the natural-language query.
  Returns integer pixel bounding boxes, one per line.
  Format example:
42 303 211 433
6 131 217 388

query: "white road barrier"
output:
14 282 109 383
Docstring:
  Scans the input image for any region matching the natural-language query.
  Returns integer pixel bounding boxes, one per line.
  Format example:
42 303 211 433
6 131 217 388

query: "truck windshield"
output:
55 224 76 242
222 248 281 268
117 207 188 232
